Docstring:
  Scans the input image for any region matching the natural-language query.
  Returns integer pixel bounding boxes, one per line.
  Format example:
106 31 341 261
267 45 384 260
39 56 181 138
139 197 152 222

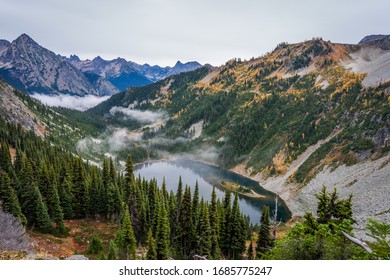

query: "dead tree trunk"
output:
341 231 373 253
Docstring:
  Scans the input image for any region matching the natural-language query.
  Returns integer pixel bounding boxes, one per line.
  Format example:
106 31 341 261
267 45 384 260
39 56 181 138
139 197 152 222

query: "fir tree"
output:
107 239 118 260
198 203 211 257
0 142 13 177
0 171 26 224
146 229 157 260
102 158 110 188
107 182 122 221
230 192 246 259
192 180 200 231
176 186 195 258
176 176 183 214
33 185 52 233
155 201 170 260
220 190 232 257
58 176 74 219
256 205 273 258
87 236 104 254
117 205 137 259
109 157 116 185
72 159 87 218
123 155 135 202
209 187 220 259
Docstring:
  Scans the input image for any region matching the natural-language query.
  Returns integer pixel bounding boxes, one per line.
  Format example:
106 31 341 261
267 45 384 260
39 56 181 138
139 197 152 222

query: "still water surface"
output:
134 159 291 224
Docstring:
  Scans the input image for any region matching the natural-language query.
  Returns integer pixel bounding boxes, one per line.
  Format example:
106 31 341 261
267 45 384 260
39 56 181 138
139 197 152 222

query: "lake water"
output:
134 159 291 224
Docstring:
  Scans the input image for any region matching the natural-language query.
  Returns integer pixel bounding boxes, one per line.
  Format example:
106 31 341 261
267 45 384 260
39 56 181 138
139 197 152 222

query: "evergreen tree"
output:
107 182 122 221
87 168 99 217
198 203 211 257
123 155 135 203
176 176 183 213
192 181 200 231
37 163 50 205
71 159 87 218
117 205 137 259
0 142 15 180
256 206 273 258
316 186 354 228
155 201 170 260
98 252 106 260
87 236 104 254
209 187 220 259
176 186 195 258
109 157 116 185
247 237 254 260
107 239 118 260
230 192 246 259
220 190 232 257
102 159 110 188
161 177 169 204
146 229 157 260
33 185 52 233
18 157 51 232
44 171 65 233
0 171 26 224
58 175 74 219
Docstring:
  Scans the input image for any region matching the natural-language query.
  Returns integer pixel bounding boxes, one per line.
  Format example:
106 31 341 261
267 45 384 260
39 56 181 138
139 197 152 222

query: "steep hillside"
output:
0 79 45 137
90 38 389 236
0 79 105 151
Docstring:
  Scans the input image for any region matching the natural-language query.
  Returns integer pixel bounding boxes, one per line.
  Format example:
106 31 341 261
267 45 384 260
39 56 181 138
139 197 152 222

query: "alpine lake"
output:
134 159 291 224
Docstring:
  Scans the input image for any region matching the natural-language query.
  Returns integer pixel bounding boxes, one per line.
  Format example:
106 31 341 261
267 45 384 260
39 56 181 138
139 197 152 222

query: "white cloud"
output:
31 93 109 111
109 106 168 124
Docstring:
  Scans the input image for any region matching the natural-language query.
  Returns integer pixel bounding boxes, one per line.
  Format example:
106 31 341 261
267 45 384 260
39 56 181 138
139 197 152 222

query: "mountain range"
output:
0 34 201 96
0 34 389 240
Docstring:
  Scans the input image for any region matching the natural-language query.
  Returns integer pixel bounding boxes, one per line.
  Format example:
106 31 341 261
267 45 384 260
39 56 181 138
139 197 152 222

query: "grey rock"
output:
65 255 89 260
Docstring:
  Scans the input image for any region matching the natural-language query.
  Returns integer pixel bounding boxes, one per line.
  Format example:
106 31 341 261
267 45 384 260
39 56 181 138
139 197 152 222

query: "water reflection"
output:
134 159 291 224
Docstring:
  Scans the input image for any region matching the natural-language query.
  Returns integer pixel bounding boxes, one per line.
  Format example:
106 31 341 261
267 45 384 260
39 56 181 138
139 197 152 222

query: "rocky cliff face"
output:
0 34 116 96
358 34 390 50
0 79 45 137
67 56 202 91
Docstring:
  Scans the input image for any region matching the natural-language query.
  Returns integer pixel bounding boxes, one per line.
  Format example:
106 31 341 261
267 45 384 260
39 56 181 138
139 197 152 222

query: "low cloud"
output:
31 93 110 111
110 106 168 124
160 145 220 163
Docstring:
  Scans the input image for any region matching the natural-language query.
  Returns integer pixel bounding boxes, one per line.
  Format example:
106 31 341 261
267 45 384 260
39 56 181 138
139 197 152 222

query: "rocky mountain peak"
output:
13 33 37 46
358 34 390 50
69 54 80 62
358 34 387 44
0 40 10 55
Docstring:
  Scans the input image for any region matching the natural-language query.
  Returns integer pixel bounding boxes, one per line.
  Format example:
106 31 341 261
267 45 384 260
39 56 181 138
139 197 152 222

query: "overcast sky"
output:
0 0 389 66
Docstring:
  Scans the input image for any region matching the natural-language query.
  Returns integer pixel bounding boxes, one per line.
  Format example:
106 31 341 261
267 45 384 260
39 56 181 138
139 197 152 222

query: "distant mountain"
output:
67 55 202 91
358 34 390 50
0 34 116 96
0 34 203 96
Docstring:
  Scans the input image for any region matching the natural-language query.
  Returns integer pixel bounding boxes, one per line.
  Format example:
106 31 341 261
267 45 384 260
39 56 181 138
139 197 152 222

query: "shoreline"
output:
133 157 293 215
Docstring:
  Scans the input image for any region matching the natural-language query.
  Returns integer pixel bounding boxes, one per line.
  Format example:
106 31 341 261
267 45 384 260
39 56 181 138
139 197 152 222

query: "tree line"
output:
0 120 249 259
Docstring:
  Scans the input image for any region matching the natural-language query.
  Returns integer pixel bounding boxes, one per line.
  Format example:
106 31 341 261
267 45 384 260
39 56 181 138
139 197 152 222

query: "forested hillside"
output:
91 38 389 178
0 117 256 259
